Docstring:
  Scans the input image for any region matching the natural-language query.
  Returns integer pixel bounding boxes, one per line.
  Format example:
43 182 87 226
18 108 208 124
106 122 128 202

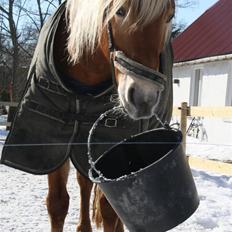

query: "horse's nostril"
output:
128 87 136 106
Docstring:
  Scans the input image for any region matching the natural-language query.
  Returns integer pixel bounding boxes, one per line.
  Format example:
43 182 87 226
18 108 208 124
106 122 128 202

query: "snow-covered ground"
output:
0 115 232 232
171 117 232 162
187 136 232 162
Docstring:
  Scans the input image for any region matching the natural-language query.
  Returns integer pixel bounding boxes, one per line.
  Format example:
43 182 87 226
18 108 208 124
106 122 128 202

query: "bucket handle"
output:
87 107 176 181
87 107 124 181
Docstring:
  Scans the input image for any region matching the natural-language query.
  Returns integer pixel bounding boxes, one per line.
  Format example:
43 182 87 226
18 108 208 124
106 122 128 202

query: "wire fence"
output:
0 101 232 149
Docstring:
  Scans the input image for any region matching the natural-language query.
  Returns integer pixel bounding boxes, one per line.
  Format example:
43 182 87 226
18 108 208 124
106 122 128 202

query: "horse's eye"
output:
167 13 175 23
116 7 126 17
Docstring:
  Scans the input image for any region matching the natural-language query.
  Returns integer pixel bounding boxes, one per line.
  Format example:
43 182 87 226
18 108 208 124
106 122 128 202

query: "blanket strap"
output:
26 101 118 128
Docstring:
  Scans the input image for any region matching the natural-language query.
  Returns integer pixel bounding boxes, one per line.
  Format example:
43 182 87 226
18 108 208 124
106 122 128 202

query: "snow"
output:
0 115 232 232
187 137 232 162
171 117 232 162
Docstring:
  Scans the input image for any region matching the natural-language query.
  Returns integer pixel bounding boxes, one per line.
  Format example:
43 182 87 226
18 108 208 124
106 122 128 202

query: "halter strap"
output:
107 22 115 53
107 22 117 87
106 22 167 88
114 51 167 88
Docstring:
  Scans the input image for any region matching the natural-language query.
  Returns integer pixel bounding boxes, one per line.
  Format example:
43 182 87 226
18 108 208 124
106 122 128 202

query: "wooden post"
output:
180 102 189 154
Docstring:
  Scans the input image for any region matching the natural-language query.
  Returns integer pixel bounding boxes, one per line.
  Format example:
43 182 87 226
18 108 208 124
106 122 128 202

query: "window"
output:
225 65 232 106
189 69 202 106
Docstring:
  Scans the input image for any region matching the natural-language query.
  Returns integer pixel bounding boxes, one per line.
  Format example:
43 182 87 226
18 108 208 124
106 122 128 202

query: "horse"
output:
47 0 175 231
1 0 175 231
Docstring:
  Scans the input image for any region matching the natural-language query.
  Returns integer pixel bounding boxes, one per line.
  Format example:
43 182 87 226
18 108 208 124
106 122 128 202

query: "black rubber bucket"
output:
89 128 199 232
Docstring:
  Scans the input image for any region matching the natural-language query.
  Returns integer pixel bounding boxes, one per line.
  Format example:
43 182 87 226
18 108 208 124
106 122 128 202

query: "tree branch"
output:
0 5 9 15
18 42 33 58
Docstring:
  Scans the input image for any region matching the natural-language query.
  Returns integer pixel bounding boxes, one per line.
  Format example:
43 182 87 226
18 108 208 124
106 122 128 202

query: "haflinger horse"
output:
52 0 174 231
1 0 175 231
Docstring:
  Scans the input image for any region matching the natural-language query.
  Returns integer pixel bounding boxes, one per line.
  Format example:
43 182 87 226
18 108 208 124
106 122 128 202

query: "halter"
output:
107 22 167 88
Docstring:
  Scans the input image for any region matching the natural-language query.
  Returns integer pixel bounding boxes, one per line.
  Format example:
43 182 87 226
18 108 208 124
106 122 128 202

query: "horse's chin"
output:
121 102 155 121
129 113 153 121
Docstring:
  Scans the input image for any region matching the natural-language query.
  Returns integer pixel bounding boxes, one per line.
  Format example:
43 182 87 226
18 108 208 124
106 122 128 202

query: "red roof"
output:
172 0 232 63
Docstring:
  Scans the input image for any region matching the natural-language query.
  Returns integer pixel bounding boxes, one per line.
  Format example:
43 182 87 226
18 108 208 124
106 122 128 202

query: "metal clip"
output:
105 118 117 128
110 94 118 103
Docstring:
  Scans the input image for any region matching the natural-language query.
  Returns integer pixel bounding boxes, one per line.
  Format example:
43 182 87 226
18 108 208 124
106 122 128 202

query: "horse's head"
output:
66 0 175 120
108 0 175 120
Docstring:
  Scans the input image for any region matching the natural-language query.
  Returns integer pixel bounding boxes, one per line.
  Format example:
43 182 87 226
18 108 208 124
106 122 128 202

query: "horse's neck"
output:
53 15 112 86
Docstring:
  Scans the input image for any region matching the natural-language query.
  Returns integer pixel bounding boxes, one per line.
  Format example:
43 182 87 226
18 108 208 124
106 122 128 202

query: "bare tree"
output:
0 0 63 102
20 0 63 33
176 0 197 8
0 0 62 124
0 0 22 101
172 0 197 37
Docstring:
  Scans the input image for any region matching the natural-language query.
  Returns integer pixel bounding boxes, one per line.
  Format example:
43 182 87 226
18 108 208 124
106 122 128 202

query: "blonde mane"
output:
66 0 172 63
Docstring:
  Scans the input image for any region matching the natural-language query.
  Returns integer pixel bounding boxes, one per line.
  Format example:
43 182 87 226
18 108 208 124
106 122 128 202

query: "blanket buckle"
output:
105 118 117 128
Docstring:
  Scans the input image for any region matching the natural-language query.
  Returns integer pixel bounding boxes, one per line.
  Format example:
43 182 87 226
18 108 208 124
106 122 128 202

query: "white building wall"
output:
173 66 191 106
173 59 232 146
173 60 230 106
203 118 232 145
200 61 228 106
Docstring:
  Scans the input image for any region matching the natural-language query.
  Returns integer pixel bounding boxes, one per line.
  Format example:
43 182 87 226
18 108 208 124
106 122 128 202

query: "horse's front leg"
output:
76 172 93 232
99 189 124 232
46 160 70 232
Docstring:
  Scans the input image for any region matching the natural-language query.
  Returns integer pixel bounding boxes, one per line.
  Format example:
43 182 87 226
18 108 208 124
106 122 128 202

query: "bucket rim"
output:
89 128 182 183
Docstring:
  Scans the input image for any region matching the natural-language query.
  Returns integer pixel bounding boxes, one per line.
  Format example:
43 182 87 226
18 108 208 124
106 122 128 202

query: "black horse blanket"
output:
0 2 173 178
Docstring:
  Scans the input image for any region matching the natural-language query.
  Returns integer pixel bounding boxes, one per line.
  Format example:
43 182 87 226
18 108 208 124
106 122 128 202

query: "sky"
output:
175 0 219 27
